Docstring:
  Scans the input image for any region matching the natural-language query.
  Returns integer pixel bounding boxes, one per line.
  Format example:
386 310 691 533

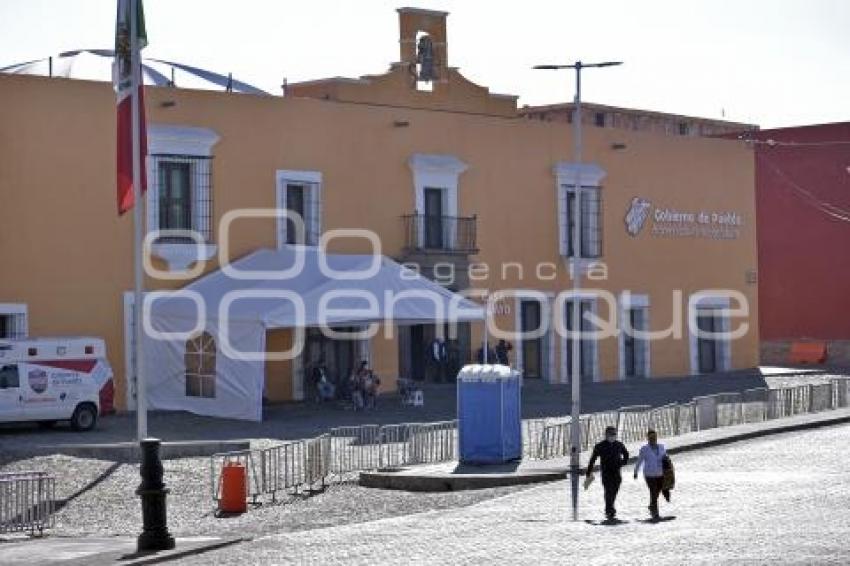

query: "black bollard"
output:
136 438 176 552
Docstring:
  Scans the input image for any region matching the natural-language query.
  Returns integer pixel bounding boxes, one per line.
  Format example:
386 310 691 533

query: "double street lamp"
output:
533 60 623 521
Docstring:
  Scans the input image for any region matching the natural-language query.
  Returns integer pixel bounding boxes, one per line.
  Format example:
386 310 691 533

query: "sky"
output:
1 0 848 128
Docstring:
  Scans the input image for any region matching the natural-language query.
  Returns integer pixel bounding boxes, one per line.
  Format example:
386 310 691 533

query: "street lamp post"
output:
533 60 622 521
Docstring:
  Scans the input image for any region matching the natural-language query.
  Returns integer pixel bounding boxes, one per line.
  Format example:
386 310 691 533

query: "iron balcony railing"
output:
402 214 478 254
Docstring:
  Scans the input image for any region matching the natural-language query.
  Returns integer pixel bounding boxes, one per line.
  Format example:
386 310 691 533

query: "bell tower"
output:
397 7 449 85
285 6 518 116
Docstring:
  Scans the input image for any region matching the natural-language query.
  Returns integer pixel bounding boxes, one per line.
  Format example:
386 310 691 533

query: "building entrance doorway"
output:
623 307 648 379
304 327 357 391
423 187 444 249
696 310 722 374
399 322 471 382
520 300 543 378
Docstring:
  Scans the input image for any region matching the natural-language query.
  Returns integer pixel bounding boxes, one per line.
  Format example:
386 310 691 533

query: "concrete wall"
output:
749 123 850 343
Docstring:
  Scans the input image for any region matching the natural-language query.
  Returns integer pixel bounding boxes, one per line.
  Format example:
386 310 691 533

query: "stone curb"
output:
359 408 850 492
360 468 566 491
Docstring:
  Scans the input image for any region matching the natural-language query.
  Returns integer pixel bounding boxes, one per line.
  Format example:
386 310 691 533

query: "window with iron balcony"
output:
152 154 213 244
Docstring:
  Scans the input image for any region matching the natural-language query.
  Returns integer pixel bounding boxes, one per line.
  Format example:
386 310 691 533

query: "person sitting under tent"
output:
349 361 370 410
364 369 381 409
310 358 334 402
317 372 335 403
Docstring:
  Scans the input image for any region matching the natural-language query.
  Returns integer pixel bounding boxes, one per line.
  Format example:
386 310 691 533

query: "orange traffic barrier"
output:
788 342 827 365
218 462 247 514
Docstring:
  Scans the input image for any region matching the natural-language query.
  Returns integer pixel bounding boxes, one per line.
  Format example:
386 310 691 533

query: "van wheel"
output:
71 404 98 432
38 421 57 429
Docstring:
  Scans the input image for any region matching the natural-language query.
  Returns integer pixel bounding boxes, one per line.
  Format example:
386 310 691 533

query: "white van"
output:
0 337 114 431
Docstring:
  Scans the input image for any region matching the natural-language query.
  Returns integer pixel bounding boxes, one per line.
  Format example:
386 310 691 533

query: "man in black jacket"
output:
586 426 630 520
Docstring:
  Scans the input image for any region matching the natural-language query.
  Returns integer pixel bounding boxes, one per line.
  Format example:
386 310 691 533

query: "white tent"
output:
1 49 268 95
144 247 484 420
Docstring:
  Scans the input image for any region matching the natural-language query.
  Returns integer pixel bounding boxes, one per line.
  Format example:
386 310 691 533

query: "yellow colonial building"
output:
0 8 759 418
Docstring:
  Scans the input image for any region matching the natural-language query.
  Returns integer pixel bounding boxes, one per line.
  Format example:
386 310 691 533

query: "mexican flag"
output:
114 0 148 215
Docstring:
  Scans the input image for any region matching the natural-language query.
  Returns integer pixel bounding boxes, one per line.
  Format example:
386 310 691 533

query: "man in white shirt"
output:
634 429 667 520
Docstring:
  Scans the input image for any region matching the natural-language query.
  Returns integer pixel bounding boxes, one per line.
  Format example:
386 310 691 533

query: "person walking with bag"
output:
634 429 668 520
586 425 629 520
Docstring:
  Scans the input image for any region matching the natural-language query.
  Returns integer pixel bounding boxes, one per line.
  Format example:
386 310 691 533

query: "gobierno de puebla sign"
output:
625 197 743 240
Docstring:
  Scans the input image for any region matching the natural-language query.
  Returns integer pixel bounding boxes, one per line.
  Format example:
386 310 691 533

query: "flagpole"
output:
130 0 148 441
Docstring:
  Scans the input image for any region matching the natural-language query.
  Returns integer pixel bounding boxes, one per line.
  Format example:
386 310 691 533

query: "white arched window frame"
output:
276 169 323 248
553 162 606 263
146 124 220 271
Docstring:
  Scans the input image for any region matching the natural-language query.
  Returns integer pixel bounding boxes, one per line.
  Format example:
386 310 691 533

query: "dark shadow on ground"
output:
451 462 521 475
54 461 122 512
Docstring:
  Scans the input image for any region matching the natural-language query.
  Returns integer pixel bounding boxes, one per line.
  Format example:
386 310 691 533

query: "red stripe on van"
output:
35 359 99 373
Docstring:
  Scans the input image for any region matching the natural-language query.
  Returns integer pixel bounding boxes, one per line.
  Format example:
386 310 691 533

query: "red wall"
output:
750 123 850 340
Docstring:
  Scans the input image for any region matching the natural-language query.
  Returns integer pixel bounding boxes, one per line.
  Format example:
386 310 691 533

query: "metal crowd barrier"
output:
407 421 457 465
542 421 569 460
260 440 306 500
305 434 331 490
328 425 381 479
768 385 812 419
209 449 263 503
617 405 652 444
714 393 742 427
810 383 833 413
740 401 767 423
585 412 616 450
0 471 56 535
209 378 850 504
379 423 413 469
832 378 850 409
522 418 548 460
648 404 679 437
676 402 698 434
523 417 570 460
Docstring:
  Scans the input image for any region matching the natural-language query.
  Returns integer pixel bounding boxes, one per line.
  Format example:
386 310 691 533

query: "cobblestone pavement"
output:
0 368 842 455
0 454 531 539
177 424 850 566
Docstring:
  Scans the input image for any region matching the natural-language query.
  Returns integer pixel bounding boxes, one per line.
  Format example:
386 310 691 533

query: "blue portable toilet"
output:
457 364 522 464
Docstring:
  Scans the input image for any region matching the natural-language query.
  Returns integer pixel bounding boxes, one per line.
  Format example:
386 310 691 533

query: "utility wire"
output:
756 152 850 224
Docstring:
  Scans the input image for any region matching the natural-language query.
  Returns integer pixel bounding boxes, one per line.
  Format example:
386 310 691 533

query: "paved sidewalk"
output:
179 423 850 565
0 535 242 565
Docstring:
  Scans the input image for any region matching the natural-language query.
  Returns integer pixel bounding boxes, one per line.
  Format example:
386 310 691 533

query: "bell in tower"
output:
397 7 449 88
416 34 437 82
